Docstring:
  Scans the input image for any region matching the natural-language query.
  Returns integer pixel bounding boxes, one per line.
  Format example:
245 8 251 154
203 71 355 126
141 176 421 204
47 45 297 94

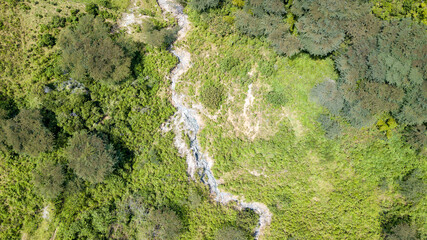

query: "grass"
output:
180 10 425 239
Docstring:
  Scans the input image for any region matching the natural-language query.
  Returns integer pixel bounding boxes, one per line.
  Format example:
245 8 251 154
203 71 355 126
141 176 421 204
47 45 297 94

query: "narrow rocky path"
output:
156 0 272 238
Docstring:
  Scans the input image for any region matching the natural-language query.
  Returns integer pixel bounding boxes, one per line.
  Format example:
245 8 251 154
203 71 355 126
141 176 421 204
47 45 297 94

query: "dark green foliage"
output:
268 24 302 57
32 160 64 199
403 125 426 153
86 3 99 16
342 101 376 128
265 90 287 106
139 208 183 240
49 15 66 28
44 81 103 134
368 19 426 88
62 207 114 239
310 79 344 115
220 56 239 72
189 0 220 12
65 130 115 183
335 19 427 126
140 19 177 48
317 114 341 139
200 81 225 109
398 169 426 205
37 33 55 47
58 15 131 84
2 109 54 157
386 223 418 240
292 0 372 56
214 226 248 240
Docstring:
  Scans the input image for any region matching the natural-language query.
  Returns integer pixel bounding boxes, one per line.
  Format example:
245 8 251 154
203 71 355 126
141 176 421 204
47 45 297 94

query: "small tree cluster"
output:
335 19 427 126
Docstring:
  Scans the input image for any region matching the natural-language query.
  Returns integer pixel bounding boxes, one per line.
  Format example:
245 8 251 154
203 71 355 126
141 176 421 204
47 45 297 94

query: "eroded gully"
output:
156 0 272 238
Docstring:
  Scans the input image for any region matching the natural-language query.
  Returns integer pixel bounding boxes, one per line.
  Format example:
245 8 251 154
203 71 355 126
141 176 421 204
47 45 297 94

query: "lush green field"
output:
0 0 425 239
179 6 426 239
0 1 257 239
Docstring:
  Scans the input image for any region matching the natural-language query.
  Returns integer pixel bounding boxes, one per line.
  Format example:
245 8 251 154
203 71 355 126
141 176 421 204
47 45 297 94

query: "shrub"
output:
38 33 55 47
200 81 225 109
86 3 99 16
265 90 287 106
66 130 115 184
140 19 177 48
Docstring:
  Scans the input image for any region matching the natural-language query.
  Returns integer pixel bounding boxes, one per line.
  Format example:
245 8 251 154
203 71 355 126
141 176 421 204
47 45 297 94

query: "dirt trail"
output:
156 0 272 238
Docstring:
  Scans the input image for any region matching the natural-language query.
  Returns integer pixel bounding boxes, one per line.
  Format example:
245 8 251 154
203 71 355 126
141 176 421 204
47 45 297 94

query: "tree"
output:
189 0 220 12
139 208 183 240
58 15 131 84
2 109 54 157
38 33 56 47
66 130 115 183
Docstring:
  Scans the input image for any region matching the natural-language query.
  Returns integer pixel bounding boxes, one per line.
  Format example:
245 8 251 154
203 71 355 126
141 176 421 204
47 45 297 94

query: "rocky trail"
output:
156 0 273 238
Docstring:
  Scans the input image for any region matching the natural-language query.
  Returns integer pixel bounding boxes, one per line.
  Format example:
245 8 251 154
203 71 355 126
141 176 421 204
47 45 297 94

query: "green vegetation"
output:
0 0 258 239
1 0 426 239
180 1 426 238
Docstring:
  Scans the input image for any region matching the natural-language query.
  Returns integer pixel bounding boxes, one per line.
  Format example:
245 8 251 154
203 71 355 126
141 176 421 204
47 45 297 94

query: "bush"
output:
66 130 115 184
2 109 54 157
265 90 287 106
86 3 99 16
38 33 55 47
200 81 225 109
140 19 177 48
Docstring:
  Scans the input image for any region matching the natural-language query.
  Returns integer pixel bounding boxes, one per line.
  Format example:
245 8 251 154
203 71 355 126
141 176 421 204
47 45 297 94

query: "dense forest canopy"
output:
0 0 426 239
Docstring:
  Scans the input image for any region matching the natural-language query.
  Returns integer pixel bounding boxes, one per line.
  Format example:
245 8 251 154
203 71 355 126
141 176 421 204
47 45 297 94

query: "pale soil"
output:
157 0 272 238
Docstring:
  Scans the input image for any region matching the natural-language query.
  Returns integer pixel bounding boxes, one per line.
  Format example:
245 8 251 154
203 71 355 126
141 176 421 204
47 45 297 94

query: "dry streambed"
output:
156 0 273 238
